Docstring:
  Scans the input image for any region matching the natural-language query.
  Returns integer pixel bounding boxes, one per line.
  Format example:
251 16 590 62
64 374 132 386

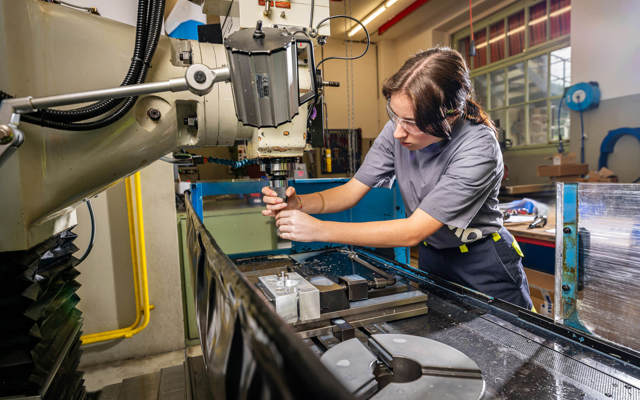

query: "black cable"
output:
314 15 370 68
77 199 95 264
160 156 193 165
309 0 315 28
579 109 585 164
221 0 234 34
32 0 151 123
19 0 165 130
556 95 565 153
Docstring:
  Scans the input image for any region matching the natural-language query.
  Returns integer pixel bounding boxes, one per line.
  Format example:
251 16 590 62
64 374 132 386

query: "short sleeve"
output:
419 131 502 229
353 121 396 189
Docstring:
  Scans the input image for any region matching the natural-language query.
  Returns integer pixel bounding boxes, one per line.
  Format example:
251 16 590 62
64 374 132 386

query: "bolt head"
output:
562 284 570 291
563 227 572 234
147 108 161 121
0 125 14 145
194 70 207 84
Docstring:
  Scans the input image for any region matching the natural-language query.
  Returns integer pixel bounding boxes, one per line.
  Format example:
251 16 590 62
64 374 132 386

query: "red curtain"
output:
529 1 547 47
508 10 525 56
550 0 571 39
474 29 487 68
490 21 505 63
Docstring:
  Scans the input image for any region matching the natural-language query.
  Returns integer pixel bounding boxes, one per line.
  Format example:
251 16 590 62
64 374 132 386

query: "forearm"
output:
298 179 368 214
318 218 431 248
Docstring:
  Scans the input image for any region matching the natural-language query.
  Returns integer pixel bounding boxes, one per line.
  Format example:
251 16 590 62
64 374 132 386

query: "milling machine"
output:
0 0 326 252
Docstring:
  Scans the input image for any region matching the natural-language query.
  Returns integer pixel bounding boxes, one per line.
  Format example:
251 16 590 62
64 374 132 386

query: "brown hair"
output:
382 47 496 138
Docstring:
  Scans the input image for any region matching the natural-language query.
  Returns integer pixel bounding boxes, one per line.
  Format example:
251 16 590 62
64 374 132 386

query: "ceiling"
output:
327 0 511 41
327 0 416 39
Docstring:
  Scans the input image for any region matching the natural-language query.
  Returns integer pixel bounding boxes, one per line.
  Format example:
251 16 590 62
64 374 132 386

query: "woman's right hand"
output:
261 186 300 217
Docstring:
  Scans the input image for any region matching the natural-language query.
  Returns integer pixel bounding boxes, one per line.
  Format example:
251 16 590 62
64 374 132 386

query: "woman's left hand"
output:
275 210 324 242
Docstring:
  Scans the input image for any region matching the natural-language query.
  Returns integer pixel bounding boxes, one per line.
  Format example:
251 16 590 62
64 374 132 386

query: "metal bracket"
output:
0 64 229 168
0 113 24 167
560 183 589 333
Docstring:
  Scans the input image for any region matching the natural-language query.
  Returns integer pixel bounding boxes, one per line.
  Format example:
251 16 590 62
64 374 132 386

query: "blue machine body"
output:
190 178 409 264
565 82 600 111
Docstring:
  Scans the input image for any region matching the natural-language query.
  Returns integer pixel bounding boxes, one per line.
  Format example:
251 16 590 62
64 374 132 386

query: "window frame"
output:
452 0 571 150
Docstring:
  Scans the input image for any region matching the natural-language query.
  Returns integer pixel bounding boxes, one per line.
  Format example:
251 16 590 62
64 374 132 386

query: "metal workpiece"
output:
259 272 320 322
308 275 350 313
322 334 484 400
340 274 369 301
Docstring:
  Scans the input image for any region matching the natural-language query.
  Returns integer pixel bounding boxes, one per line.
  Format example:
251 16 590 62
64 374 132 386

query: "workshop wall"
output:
76 161 186 367
570 0 640 182
316 38 380 138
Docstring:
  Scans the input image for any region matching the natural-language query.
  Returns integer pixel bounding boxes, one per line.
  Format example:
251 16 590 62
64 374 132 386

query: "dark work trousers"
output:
418 227 533 309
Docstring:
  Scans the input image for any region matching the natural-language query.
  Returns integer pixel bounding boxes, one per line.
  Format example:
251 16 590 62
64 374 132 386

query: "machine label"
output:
256 74 270 97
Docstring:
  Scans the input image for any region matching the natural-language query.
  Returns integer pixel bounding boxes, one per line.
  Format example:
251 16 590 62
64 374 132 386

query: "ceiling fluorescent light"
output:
363 5 386 25
347 2 390 37
550 5 571 17
348 25 362 37
507 25 525 35
528 15 547 26
488 34 505 44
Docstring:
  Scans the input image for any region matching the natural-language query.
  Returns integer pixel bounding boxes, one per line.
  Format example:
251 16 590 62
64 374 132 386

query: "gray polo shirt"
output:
354 119 503 249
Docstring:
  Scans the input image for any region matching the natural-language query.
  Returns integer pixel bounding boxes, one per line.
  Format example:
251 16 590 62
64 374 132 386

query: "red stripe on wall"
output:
378 0 432 36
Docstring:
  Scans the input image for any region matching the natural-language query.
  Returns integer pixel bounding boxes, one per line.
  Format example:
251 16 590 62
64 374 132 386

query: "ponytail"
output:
464 97 497 136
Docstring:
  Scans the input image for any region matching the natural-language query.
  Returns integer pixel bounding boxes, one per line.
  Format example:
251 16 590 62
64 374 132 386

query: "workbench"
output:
505 208 556 275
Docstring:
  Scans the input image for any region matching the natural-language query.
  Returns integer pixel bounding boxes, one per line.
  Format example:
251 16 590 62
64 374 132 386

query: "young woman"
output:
262 47 532 309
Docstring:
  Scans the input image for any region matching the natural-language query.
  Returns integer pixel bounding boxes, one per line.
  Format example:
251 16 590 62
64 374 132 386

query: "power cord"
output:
556 94 565 153
76 199 95 264
314 15 370 68
221 0 235 35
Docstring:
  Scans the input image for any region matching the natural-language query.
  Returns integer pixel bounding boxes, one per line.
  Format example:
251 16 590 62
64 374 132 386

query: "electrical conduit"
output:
81 172 154 344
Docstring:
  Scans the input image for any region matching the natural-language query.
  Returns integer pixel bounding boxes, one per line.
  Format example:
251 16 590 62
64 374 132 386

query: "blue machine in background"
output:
190 178 409 264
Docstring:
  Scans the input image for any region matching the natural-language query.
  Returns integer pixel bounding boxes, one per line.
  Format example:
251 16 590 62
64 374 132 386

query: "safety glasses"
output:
386 100 458 136
386 100 424 134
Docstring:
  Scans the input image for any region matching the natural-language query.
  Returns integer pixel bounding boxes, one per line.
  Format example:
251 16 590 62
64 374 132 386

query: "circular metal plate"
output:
321 334 485 400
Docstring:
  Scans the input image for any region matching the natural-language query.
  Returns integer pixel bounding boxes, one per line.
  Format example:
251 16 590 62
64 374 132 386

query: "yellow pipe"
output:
81 173 153 344
81 177 142 342
124 172 152 336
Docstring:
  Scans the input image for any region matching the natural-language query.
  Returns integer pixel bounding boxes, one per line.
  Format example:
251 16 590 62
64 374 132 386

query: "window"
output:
453 0 571 147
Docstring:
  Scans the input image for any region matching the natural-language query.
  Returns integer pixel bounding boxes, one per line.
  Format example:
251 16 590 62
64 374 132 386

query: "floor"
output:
81 345 203 392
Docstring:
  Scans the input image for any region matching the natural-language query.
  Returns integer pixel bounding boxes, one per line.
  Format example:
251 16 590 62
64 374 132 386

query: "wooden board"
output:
502 183 555 195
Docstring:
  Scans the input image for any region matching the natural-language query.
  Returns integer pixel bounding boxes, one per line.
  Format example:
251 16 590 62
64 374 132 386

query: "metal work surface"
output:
184 194 640 399
234 246 640 399
358 291 640 399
